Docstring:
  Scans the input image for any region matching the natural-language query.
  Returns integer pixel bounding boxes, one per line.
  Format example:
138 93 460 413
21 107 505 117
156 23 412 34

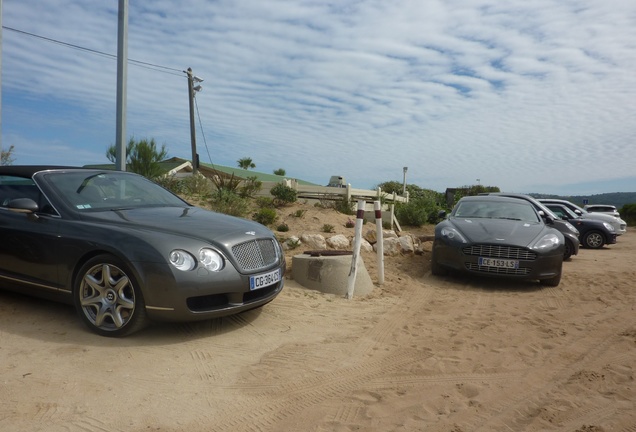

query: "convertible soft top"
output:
0 166 95 177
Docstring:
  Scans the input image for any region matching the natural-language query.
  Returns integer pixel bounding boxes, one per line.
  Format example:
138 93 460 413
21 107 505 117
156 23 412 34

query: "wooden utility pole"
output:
186 68 198 175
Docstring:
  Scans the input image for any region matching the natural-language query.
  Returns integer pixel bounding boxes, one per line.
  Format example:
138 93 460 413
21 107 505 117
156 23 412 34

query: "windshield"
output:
43 171 188 211
548 205 581 219
453 200 540 223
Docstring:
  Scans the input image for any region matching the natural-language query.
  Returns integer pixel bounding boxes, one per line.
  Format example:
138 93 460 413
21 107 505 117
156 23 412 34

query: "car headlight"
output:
440 227 467 243
532 233 561 250
603 222 615 232
199 248 224 272
564 221 579 235
169 249 196 271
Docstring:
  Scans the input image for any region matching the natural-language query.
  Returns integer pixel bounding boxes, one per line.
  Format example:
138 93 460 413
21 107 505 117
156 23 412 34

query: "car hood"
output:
450 218 547 247
79 206 273 243
580 211 623 224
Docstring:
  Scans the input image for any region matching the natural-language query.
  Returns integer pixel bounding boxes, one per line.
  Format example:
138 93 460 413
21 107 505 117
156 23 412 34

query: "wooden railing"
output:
257 179 409 204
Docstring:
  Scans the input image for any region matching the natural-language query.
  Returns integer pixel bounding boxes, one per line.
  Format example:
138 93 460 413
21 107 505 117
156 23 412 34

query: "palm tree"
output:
237 157 256 170
106 138 168 179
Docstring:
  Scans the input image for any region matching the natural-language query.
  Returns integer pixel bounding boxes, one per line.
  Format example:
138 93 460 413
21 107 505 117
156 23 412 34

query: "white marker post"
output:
346 200 366 299
374 200 384 285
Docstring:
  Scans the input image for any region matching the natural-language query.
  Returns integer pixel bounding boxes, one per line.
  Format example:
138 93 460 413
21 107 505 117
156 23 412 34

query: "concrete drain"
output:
292 251 374 297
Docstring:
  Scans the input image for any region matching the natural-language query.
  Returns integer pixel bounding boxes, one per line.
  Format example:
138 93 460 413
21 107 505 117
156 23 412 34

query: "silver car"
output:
0 166 286 337
539 199 627 235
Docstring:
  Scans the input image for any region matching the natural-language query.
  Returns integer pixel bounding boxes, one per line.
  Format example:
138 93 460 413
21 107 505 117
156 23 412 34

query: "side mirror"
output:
8 198 39 214
438 210 447 219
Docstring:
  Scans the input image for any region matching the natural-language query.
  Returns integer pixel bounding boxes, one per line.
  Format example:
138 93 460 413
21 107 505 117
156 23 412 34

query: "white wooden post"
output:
374 200 384 285
347 200 366 299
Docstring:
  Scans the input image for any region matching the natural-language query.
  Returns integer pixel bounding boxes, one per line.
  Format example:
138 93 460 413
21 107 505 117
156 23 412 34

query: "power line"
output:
2 25 184 77
194 95 214 168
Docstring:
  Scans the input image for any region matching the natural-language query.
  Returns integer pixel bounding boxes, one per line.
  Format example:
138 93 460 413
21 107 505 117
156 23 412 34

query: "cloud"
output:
2 0 636 194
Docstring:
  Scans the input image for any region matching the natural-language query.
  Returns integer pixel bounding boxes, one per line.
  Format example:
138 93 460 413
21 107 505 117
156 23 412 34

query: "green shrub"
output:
270 183 297 206
255 197 276 208
322 224 335 233
276 223 290 232
286 238 301 250
211 173 241 193
334 196 355 215
182 175 211 196
253 208 278 225
395 198 444 226
239 176 262 198
293 209 306 218
620 203 636 225
208 189 249 217
154 175 185 195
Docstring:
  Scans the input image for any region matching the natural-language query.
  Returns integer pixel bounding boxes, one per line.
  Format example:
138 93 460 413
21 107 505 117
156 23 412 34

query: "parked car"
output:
482 193 580 260
0 166 286 337
584 204 621 218
539 199 626 235
543 203 617 249
432 195 564 286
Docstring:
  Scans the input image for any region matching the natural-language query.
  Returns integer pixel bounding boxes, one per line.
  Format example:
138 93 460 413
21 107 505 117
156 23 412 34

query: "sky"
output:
2 0 635 196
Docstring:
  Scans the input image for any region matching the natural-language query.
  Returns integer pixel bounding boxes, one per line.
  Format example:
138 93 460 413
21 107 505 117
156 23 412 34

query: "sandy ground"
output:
0 202 634 432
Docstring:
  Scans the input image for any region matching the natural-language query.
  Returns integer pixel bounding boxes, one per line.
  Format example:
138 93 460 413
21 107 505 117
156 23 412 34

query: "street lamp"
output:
185 67 203 174
402 167 408 195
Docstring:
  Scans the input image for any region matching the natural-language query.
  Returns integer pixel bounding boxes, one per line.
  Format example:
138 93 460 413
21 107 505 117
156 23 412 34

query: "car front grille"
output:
463 244 537 261
232 238 279 272
465 263 531 275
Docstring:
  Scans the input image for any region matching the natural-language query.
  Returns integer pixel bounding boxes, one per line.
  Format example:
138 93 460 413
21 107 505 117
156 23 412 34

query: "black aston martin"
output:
0 166 285 337
431 195 564 286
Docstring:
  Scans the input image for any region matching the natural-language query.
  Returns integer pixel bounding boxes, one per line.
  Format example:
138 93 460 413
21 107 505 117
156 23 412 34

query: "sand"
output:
0 202 634 431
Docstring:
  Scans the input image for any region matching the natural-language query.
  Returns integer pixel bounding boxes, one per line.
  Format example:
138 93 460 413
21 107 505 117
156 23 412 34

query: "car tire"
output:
430 244 448 276
74 254 148 337
563 239 574 260
582 231 605 249
540 263 562 287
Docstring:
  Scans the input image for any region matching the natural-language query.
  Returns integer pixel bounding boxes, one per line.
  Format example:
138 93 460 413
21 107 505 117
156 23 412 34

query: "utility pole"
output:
186 68 202 175
1 0 3 161
115 0 128 171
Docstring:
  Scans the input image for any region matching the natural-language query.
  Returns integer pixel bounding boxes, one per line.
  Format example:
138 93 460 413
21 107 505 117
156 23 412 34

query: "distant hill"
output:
529 192 636 209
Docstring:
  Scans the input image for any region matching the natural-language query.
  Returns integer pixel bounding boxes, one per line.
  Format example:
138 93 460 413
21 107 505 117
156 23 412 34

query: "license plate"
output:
478 257 519 269
249 268 281 290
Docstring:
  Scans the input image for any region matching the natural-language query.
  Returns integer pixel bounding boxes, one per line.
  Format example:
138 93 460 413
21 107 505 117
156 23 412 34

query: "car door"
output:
0 179 62 291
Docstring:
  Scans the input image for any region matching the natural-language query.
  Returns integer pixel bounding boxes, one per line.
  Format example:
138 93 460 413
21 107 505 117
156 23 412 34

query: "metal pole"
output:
186 68 198 175
0 0 3 162
115 0 128 171
374 200 385 285
346 200 366 299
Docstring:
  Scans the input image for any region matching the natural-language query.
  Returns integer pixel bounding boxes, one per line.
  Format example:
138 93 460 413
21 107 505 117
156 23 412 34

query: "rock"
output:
327 234 350 249
364 228 398 244
300 233 327 250
398 235 415 253
360 238 373 252
373 235 416 255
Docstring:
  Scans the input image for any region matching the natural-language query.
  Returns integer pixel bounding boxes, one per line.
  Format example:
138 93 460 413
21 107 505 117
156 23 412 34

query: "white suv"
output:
584 204 620 218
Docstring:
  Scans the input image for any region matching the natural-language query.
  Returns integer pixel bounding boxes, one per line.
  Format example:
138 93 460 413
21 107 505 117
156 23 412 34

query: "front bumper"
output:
134 260 286 322
433 241 563 281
